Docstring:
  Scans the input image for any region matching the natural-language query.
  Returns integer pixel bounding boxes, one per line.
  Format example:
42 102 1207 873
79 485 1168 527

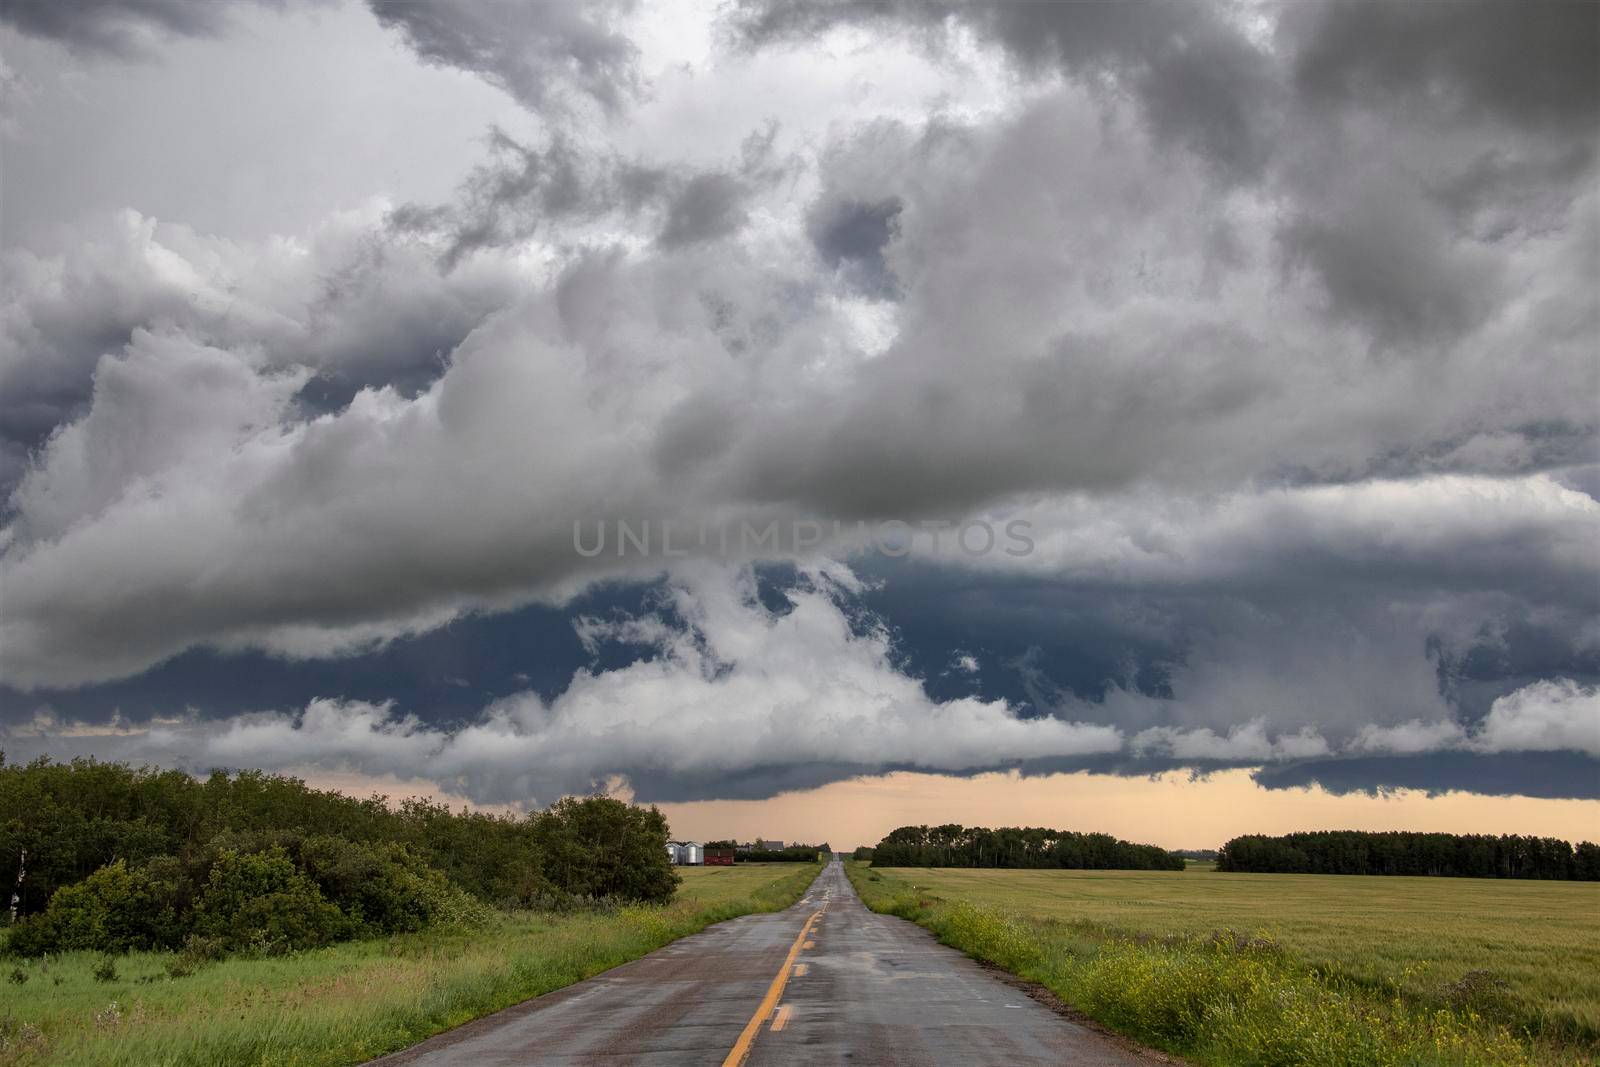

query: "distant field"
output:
852 863 1600 1065
875 865 1600 1032
676 863 817 907
0 862 822 1066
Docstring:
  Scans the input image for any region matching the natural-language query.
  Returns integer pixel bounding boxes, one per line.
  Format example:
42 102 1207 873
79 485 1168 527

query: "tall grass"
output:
0 862 822 1066
848 863 1591 1067
859 864 1600 1044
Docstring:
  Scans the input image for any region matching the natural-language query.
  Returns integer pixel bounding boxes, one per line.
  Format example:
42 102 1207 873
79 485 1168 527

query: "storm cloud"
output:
368 0 642 113
0 0 1595 806
0 0 275 56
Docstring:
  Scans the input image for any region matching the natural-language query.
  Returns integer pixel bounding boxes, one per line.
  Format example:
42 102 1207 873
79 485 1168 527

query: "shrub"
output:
193 847 352 953
533 795 679 904
6 859 177 956
296 835 487 934
4 914 55 958
91 956 118 983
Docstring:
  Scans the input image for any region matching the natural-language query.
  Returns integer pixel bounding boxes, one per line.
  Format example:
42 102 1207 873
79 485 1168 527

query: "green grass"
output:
848 863 1600 1067
0 862 822 1066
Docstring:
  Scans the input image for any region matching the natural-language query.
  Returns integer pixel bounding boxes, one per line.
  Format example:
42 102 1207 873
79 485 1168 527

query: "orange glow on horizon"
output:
297 766 1600 853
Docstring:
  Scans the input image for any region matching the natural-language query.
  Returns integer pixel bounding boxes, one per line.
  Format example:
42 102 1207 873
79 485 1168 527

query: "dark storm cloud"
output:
1278 202 1502 347
1286 0 1600 132
1274 2 1598 346
735 0 1597 357
657 173 750 249
0 581 671 729
3 0 1598 811
0 206 522 501
367 0 640 113
622 762 873 803
729 0 1280 179
9 557 1595 805
1253 752 1600 802
0 0 262 56
391 129 615 267
386 126 778 265
1427 143 1596 243
807 197 902 298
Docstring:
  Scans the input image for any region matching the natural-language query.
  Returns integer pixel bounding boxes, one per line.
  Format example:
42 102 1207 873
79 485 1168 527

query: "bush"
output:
193 847 352 953
533 796 679 904
296 835 487 934
741 847 824 863
6 859 178 956
4 914 55 958
0 758 683 960
0 758 546 919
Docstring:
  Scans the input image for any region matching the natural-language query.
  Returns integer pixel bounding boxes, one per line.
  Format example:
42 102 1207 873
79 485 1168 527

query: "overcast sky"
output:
1 0 1596 845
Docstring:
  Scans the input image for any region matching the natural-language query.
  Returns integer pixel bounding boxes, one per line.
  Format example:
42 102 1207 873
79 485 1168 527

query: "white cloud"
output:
2 563 1125 802
1323 680 1600 761
6 563 1591 803
1473 679 1600 759
1131 721 1331 762
1350 718 1469 756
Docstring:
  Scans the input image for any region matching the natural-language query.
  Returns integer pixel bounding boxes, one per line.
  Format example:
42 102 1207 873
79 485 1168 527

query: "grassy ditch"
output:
0 862 822 1066
846 862 1597 1067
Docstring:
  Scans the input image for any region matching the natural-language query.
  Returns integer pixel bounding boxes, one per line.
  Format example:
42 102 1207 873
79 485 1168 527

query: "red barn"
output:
704 847 736 866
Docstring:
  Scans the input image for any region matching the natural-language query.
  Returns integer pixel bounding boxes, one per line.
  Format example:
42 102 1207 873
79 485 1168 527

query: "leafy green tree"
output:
1215 831 1599 880
1 758 688 958
6 859 178 955
192 847 351 952
871 824 1183 871
533 796 679 903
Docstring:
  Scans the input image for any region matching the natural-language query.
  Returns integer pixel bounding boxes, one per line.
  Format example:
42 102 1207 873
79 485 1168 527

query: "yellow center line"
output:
721 908 823 1067
792 963 808 977
771 1004 793 1032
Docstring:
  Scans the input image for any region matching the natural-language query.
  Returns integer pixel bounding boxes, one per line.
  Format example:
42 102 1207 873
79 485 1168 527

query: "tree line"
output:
743 846 827 862
0 756 679 958
870 824 1185 870
702 841 829 862
1216 831 1600 879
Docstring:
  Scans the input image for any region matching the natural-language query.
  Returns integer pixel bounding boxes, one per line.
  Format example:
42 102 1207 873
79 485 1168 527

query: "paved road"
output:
372 859 1154 1066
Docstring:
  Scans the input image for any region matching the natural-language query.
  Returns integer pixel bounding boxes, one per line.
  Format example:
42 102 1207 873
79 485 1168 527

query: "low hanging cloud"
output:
4 565 1124 802
5 564 1592 804
1345 680 1600 762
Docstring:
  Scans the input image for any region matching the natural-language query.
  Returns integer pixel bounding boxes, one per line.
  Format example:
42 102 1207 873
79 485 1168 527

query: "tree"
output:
533 796 680 903
193 847 351 952
1215 831 1597 880
7 859 178 955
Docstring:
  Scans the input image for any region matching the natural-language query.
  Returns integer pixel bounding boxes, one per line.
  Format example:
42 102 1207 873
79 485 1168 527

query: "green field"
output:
850 863 1600 1066
676 862 820 906
0 862 822 1066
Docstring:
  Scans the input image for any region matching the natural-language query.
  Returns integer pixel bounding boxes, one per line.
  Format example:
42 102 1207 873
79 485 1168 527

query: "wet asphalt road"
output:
370 859 1153 1066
